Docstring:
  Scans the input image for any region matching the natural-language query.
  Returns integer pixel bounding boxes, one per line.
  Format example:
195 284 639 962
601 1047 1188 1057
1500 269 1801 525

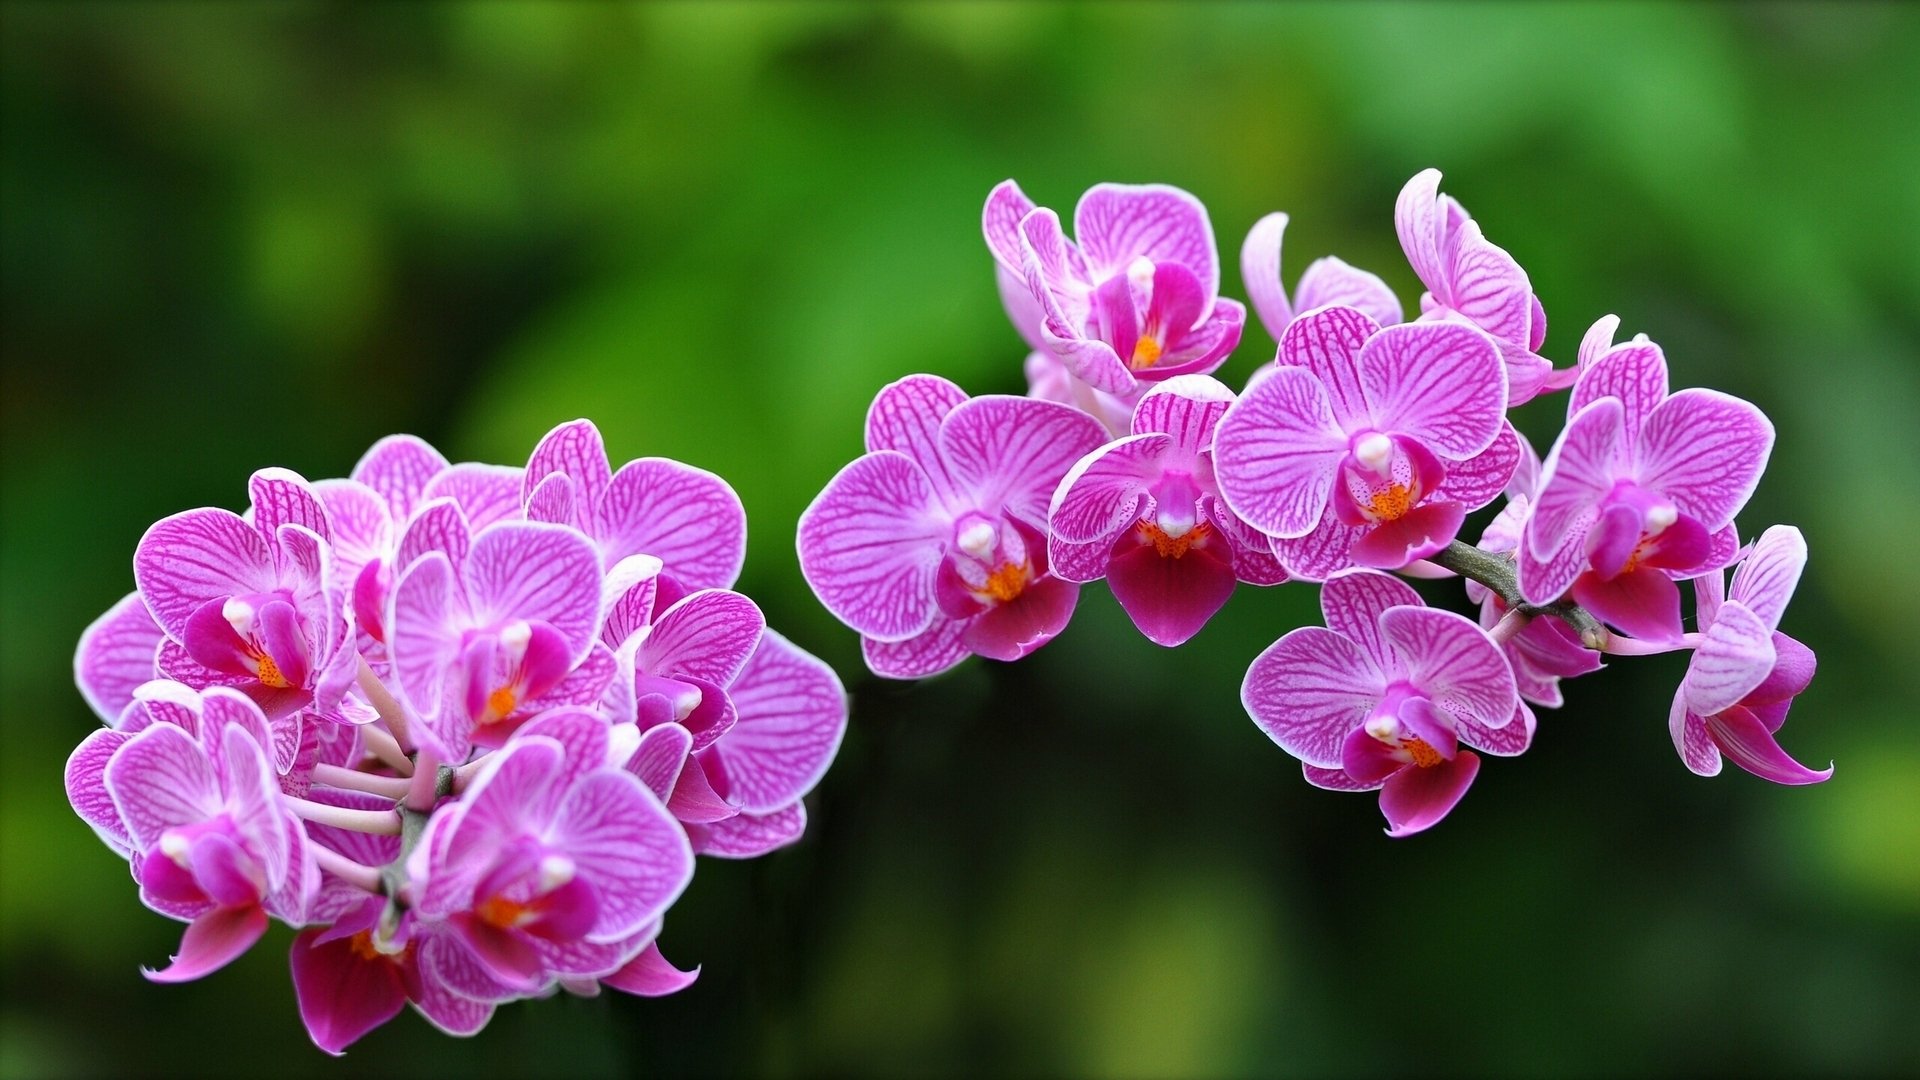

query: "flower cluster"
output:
798 170 1827 833
66 421 848 1053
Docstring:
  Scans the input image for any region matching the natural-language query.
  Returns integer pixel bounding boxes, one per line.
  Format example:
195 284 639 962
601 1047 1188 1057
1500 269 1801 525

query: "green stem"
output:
375 762 455 947
1425 541 1610 650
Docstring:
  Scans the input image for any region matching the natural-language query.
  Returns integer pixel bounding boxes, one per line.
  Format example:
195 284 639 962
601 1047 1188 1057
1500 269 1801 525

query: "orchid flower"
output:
1047 375 1287 646
1213 306 1515 577
1240 211 1403 340
1519 332 1770 640
1671 525 1829 785
797 374 1108 678
1395 168 1557 404
985 180 1246 400
1242 570 1523 836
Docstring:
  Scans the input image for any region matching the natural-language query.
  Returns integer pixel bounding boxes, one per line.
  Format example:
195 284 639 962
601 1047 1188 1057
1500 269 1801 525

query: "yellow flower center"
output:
483 687 518 724
1404 737 1444 769
978 562 1031 604
1136 519 1212 559
1129 333 1163 370
1367 484 1415 522
476 895 536 930
254 652 291 689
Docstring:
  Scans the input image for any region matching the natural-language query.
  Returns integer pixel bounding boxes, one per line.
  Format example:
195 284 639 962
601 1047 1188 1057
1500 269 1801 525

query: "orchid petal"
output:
941 395 1109 528
865 374 968 498
290 926 408 1055
1211 366 1346 539
1636 389 1773 530
1131 374 1234 450
1293 257 1404 330
1318 568 1423 672
1669 692 1723 777
1074 183 1217 299
960 576 1078 661
464 522 604 657
1570 339 1668 444
1239 212 1294 339
796 450 946 642
861 618 970 680
1685 601 1777 716
65 728 134 851
133 509 277 639
1377 606 1517 731
1275 305 1375 432
600 554 663 650
1577 315 1621 372
711 629 847 813
598 457 748 592
75 593 164 724
1528 397 1625 559
352 435 450 520
1270 512 1367 583
1105 539 1237 647
1302 762 1382 792
1379 751 1480 837
1242 626 1384 768
1358 321 1506 460
1705 705 1832 785
1729 525 1806 631
1394 168 1447 297
104 723 221 850
983 179 1038 273
1573 566 1684 643
1047 434 1168 545
143 904 269 984
1437 423 1521 511
640 589 765 687
1442 221 1532 350
1349 501 1466 570
553 770 694 942
690 802 807 859
524 419 612 533
420 463 523 532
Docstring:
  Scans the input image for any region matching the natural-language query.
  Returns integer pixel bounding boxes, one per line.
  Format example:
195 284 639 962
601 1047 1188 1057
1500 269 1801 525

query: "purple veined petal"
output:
710 628 847 813
627 722 693 802
1668 690 1723 777
862 618 970 680
1573 566 1684 643
1686 523 1742 584
666 754 740 823
200 686 276 771
524 472 575 528
1377 606 1517 731
640 589 766 687
429 921 539 1000
796 450 947 642
1020 208 1092 316
1457 700 1535 757
220 724 291 884
1302 762 1383 792
1394 169 1447 295
1040 323 1137 396
1048 434 1168 545
1684 600 1777 716
865 374 969 499
1091 262 1145 367
1204 498 1289 586
941 395 1110 529
1349 501 1466 570
1570 339 1669 444
313 479 392 581
1437 423 1522 512
1748 632 1816 706
1074 182 1218 301
464 522 604 658
1705 705 1832 785
601 939 701 997
1143 259 1210 343
1146 298 1243 379
352 435 450 520
103 722 221 851
998 265 1049 352
983 178 1039 273
1378 750 1480 838
1729 525 1806 631
397 496 473 575
420 463 525 532
551 769 694 943
134 508 278 639
290 924 410 1055
1528 398 1626 559
1270 510 1366 583
1357 321 1507 460
1047 533 1116 585
1105 538 1237 647
387 551 460 744
451 737 567 866
1318 568 1423 672
1577 315 1621 372
143 904 270 984
1212 366 1346 539
1275 305 1375 432
1240 212 1294 340
1515 511 1592 607
1635 389 1774 530
524 419 613 534
1441 221 1532 350
75 593 165 724
513 709 613 797
1241 626 1384 768
1507 430 1543 501
690 802 807 859
131 678 209 734
249 468 332 547
1293 257 1405 330
598 457 748 592
66 727 135 851
1132 374 1234 452
600 553 663 650
960 575 1078 662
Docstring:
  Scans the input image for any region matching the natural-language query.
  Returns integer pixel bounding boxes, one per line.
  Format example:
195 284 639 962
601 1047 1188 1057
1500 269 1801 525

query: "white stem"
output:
282 795 402 836
311 764 412 799
312 845 385 893
355 655 413 749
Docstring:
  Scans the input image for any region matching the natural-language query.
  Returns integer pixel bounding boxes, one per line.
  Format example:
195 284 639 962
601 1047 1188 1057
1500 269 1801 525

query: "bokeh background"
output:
3 2 1917 1076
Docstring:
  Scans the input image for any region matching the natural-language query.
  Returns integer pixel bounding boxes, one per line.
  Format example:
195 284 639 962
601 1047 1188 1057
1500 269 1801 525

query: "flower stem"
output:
1601 632 1702 657
1424 541 1610 650
282 795 402 836
359 723 414 777
311 764 413 799
355 655 414 751
374 763 455 948
312 845 384 893
1485 606 1532 646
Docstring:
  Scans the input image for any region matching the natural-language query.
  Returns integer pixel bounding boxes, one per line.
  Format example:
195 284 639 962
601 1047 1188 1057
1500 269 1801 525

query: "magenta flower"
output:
88 685 316 981
1023 349 1140 436
74 592 165 724
797 374 1108 678
1047 375 1286 646
1240 211 1403 340
133 468 357 721
388 520 609 760
409 725 693 996
522 418 748 602
984 180 1245 398
1242 570 1522 836
1213 307 1514 577
1395 168 1557 404
1672 526 1829 785
1518 336 1770 640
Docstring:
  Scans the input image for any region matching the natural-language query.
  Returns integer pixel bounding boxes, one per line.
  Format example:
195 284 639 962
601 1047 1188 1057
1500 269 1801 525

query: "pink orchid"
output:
797 374 1108 678
1243 570 1523 836
1518 334 1770 641
1395 168 1556 404
984 180 1246 399
388 520 610 761
1671 525 1829 785
74 592 165 724
1240 211 1403 340
84 684 317 981
522 418 748 603
1023 349 1140 437
1213 307 1514 577
408 725 694 997
133 468 357 721
1047 375 1287 646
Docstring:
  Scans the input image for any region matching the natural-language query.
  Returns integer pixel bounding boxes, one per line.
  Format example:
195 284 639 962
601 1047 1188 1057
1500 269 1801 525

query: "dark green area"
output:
3 3 1916 1076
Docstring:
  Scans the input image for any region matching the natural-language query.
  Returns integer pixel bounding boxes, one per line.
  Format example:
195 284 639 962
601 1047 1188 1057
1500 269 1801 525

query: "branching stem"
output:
1425 541 1610 650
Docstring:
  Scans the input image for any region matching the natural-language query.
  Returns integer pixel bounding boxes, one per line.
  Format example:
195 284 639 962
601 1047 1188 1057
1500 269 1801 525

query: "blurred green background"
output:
3 2 1917 1076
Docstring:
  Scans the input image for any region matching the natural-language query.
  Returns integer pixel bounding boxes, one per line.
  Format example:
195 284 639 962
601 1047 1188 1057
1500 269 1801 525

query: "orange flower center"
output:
978 562 1031 604
1404 737 1444 769
347 929 405 964
476 895 536 930
253 652 291 689
1129 332 1163 370
1136 519 1212 559
483 687 519 724
1367 484 1415 522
